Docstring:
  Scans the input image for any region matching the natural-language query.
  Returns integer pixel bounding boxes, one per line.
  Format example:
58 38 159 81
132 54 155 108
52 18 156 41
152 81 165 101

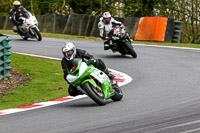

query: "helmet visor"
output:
103 17 111 24
64 49 74 60
14 5 20 9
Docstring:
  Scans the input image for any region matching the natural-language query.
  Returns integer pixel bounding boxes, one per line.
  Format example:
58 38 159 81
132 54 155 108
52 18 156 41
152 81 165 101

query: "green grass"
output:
1 29 200 49
0 30 102 41
0 53 68 110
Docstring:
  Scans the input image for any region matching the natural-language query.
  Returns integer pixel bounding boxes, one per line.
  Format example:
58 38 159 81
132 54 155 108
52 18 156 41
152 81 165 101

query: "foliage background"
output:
0 0 200 43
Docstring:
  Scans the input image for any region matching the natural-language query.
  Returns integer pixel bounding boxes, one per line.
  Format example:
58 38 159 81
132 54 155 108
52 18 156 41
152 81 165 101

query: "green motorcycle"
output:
66 58 123 105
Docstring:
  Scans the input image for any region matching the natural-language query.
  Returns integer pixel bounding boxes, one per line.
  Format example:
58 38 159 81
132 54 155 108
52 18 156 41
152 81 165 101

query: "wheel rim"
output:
92 85 104 98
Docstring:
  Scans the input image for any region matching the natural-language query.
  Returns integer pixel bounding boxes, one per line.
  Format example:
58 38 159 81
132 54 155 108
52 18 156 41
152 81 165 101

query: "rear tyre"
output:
111 84 123 101
33 27 42 41
83 82 106 106
124 41 137 58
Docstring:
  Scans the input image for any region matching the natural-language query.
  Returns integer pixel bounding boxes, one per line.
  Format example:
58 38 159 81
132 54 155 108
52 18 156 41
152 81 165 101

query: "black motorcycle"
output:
107 25 137 58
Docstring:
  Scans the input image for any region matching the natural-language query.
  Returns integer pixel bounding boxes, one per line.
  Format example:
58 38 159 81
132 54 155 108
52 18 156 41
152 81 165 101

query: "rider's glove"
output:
121 25 126 29
86 59 97 65
105 37 111 40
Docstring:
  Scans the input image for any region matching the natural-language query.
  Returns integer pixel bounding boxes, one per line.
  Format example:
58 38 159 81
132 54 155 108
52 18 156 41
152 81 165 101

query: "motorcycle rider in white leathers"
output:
98 12 125 50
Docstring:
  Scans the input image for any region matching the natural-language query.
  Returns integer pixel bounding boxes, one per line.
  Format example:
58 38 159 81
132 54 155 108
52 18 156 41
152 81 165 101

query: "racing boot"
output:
105 69 115 82
68 85 84 97
13 26 18 32
112 82 120 92
104 40 111 50
108 72 119 90
104 43 110 50
110 45 117 53
107 72 115 81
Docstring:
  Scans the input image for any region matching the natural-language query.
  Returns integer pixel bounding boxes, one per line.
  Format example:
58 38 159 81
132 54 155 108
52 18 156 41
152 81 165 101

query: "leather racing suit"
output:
98 17 123 50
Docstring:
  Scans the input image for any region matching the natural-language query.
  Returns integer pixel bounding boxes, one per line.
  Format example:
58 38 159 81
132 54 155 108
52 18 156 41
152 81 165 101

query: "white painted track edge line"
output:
133 43 200 51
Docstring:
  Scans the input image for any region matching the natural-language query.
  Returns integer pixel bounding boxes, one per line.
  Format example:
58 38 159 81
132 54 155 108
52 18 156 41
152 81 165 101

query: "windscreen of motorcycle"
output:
113 27 120 36
66 61 88 83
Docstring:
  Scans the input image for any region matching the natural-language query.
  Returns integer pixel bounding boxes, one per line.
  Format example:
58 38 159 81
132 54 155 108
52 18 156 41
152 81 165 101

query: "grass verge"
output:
0 30 102 41
1 30 200 49
0 53 68 110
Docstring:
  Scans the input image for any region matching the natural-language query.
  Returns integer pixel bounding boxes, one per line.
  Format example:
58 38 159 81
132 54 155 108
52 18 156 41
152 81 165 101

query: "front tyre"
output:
124 41 137 58
83 82 106 106
33 27 42 41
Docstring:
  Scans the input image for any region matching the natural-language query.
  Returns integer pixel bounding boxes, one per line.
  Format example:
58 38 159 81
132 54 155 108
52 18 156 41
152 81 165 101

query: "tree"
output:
155 0 200 43
123 0 160 17
0 0 13 15
67 0 113 15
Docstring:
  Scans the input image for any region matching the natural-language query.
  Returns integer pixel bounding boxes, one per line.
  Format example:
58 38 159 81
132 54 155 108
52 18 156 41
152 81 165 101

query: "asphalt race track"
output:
1 35 200 133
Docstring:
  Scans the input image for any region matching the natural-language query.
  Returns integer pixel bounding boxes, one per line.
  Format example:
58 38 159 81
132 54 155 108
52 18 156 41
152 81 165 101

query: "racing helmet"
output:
102 12 111 24
13 1 21 10
62 42 76 61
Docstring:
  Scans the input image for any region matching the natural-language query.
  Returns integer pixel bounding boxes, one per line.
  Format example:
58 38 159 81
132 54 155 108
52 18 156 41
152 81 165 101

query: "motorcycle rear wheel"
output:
83 82 106 106
124 41 137 58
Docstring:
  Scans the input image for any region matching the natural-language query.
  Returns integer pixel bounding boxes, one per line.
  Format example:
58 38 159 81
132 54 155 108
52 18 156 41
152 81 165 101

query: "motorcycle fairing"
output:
66 62 88 83
90 69 105 84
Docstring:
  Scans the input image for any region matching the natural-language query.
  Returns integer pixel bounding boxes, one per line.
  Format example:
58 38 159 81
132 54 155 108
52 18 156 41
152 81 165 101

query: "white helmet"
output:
62 42 76 61
102 12 111 24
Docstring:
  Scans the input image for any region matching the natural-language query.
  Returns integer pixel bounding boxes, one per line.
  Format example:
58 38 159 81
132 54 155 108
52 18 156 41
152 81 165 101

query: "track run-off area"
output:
1 35 200 133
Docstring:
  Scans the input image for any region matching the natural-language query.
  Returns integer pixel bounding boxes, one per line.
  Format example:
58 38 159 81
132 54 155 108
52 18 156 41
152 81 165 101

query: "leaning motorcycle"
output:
13 11 42 41
66 58 123 106
108 25 137 58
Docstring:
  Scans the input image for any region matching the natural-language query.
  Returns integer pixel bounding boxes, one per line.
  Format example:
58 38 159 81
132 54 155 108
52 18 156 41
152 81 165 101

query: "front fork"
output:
29 25 40 35
126 33 132 44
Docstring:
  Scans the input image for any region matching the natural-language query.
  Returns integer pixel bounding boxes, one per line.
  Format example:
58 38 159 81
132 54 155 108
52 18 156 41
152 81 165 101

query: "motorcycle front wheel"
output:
33 27 42 41
124 41 137 58
83 82 106 106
